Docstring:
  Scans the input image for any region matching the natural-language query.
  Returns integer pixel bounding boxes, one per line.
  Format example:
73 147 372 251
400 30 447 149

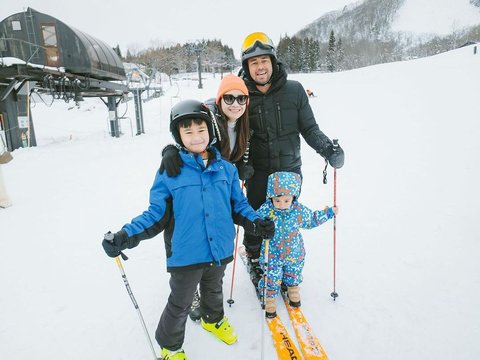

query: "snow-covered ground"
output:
1 45 480 360
391 0 480 34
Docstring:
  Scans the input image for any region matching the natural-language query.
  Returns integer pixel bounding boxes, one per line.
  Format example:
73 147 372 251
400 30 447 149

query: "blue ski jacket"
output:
122 147 259 271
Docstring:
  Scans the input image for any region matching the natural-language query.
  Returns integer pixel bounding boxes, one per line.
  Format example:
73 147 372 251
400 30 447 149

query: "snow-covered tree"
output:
326 30 336 72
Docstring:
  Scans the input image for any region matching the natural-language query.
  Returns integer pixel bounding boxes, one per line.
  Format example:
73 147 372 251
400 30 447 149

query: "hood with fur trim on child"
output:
266 171 301 200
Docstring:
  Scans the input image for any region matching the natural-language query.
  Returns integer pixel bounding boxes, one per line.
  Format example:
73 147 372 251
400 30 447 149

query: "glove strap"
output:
323 159 328 184
323 139 339 184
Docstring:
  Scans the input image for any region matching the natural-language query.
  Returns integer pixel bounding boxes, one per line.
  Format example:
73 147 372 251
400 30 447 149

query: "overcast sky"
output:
1 0 356 58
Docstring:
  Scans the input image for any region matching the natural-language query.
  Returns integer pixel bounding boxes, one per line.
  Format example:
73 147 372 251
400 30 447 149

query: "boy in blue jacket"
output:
102 99 274 360
256 171 337 318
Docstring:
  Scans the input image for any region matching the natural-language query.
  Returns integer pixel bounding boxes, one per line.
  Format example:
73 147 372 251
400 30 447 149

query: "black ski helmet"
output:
170 99 216 147
240 32 278 81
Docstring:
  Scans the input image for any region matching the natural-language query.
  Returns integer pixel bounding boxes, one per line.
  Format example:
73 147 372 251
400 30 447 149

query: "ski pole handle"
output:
104 232 115 241
104 232 129 261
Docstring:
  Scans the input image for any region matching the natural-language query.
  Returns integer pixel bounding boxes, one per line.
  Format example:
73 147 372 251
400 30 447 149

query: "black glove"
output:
255 218 275 239
245 218 275 239
327 140 344 169
102 230 128 258
237 162 254 180
159 145 183 177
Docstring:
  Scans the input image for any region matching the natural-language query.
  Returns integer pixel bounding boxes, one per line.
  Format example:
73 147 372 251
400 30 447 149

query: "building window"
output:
41 25 58 47
11 21 21 31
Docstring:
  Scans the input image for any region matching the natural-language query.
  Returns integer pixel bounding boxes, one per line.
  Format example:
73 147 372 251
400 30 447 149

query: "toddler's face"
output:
272 195 294 210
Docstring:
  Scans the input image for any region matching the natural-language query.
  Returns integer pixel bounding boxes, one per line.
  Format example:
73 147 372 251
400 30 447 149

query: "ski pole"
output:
227 181 245 307
330 165 339 301
105 233 159 360
261 238 270 360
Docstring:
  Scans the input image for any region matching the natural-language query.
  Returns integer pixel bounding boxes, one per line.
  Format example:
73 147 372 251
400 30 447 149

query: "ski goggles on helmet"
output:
241 32 275 56
222 94 249 105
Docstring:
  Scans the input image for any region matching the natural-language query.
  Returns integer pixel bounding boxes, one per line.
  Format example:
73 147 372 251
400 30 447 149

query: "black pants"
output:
244 169 269 257
155 264 227 351
244 167 302 257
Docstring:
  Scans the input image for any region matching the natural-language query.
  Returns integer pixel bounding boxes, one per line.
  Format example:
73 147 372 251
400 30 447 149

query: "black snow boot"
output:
246 255 263 288
189 289 201 321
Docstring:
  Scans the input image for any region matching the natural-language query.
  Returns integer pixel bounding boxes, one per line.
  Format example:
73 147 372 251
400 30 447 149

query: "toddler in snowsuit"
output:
257 171 337 318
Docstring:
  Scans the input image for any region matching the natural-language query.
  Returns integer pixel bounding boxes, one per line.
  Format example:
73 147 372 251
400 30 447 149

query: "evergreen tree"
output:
278 35 322 72
305 38 321 72
277 34 291 69
291 37 303 72
113 44 123 59
336 38 345 71
126 49 133 62
326 30 336 72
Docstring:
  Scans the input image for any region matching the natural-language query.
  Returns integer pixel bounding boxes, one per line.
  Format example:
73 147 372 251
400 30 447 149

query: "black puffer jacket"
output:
243 63 334 172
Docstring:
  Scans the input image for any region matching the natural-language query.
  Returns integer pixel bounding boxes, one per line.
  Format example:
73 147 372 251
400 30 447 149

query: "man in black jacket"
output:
239 32 344 286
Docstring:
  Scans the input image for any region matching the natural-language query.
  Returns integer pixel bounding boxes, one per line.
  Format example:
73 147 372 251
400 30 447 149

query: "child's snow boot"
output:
265 297 276 318
201 316 238 344
160 347 187 360
287 286 301 307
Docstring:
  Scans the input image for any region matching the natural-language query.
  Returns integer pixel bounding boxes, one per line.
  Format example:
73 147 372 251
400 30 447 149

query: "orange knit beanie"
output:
215 74 249 105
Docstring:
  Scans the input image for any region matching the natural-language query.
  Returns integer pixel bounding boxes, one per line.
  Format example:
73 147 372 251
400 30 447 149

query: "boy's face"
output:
272 195 294 210
178 120 209 154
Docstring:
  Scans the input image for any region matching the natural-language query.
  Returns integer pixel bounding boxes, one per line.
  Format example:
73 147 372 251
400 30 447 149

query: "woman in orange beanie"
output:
212 74 250 168
161 74 254 181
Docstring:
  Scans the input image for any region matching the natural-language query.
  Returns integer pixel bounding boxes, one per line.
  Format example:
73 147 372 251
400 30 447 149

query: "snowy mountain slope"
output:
297 0 480 41
391 0 480 34
1 46 479 360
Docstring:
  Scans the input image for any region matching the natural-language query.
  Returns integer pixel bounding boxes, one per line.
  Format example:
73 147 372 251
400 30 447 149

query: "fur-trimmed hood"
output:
266 171 301 200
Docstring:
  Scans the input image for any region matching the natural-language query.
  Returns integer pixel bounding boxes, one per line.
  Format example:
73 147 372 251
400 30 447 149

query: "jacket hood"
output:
266 171 301 199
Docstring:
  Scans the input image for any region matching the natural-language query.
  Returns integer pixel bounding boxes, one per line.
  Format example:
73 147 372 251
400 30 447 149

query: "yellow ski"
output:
266 315 302 360
281 292 329 359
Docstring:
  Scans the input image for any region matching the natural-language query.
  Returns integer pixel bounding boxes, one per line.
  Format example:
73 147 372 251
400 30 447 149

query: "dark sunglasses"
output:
222 94 249 105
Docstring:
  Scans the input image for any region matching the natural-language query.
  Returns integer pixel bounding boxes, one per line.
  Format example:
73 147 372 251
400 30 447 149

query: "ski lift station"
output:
0 8 148 151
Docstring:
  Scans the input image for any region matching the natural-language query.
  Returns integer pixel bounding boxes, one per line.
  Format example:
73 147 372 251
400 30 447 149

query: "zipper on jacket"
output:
280 212 286 258
276 103 283 131
258 107 265 132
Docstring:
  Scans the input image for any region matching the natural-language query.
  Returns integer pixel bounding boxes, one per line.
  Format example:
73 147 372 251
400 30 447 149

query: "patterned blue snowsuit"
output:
257 172 334 298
